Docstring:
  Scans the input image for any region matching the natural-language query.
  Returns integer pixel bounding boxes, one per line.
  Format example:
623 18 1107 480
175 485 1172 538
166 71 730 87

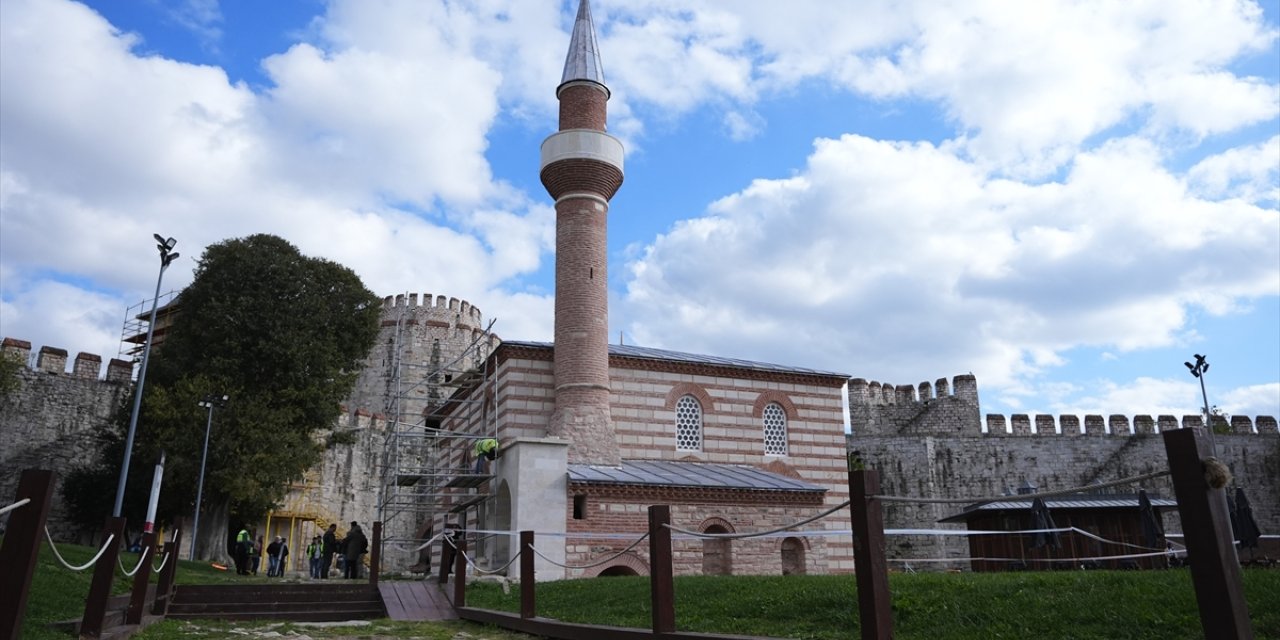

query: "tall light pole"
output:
191 394 228 561
1184 353 1218 455
113 234 180 518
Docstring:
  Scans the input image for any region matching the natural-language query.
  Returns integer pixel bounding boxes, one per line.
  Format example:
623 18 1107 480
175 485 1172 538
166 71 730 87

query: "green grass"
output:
14 539 1280 640
466 569 1280 640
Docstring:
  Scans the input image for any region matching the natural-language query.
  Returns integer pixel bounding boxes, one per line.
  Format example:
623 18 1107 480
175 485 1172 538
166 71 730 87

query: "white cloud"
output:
1187 135 1280 204
617 133 1280 400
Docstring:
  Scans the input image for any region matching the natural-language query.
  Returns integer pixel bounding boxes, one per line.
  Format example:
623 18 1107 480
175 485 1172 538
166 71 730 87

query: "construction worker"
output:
234 524 252 575
473 438 498 474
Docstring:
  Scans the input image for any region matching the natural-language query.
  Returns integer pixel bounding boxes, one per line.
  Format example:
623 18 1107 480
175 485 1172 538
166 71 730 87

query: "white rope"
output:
0 497 31 517
888 548 1184 565
468 528 649 540
152 551 171 573
43 529 116 572
873 471 1171 504
385 532 445 553
444 536 522 575
119 547 149 577
528 533 652 570
664 500 854 540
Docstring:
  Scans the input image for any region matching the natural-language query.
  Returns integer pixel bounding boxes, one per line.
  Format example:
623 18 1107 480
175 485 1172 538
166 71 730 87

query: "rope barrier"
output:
528 533 651 570
872 470 1171 504
0 497 31 517
42 529 116 572
152 551 171 573
664 500 853 540
444 536 522 575
888 548 1184 565
119 547 149 577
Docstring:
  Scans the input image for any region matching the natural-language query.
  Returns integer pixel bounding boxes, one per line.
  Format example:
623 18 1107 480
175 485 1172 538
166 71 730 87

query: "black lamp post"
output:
191 393 228 561
113 234 179 518
1184 353 1218 454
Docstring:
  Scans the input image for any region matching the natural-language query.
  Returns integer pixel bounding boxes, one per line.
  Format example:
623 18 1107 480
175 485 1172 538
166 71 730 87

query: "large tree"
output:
65 234 381 559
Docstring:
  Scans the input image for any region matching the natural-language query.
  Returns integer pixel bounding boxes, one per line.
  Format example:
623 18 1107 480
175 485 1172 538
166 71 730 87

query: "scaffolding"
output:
118 290 180 360
375 298 499 552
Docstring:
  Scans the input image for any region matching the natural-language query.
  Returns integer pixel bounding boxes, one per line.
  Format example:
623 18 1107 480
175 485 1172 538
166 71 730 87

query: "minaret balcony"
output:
540 129 624 176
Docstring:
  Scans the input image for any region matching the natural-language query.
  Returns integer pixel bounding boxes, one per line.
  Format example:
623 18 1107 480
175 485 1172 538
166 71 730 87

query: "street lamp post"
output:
191 394 228 561
113 234 180 518
1184 353 1217 455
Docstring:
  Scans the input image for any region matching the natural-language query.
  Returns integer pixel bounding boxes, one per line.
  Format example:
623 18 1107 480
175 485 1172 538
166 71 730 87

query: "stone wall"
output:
0 339 132 542
848 374 1280 566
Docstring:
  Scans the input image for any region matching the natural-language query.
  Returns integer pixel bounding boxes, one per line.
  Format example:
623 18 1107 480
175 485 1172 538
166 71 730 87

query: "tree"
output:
64 234 381 559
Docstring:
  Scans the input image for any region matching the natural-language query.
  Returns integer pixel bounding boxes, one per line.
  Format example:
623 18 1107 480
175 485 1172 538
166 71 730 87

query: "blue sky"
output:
2 0 1278 426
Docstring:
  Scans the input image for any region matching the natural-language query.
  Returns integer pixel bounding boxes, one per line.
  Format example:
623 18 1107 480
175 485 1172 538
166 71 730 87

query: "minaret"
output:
541 0 624 466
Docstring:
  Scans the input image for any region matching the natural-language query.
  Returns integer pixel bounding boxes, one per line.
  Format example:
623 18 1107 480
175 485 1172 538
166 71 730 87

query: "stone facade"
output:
0 339 132 542
848 375 1280 565
434 341 856 577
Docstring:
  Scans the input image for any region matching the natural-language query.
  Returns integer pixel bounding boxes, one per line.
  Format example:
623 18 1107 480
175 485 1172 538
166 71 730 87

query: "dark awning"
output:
938 493 1178 523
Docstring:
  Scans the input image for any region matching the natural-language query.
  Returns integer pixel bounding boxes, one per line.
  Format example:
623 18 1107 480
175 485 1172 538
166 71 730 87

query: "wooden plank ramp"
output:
378 581 458 621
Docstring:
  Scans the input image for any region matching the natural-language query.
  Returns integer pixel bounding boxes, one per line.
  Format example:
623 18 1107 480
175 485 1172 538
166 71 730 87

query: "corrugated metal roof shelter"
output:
569 460 826 493
938 493 1178 572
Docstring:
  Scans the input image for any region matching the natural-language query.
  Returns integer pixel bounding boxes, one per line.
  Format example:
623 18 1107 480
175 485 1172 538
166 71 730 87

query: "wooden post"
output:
453 534 467 607
1163 427 1253 639
520 531 535 619
370 521 382 586
152 528 181 615
125 530 156 624
0 469 56 640
848 468 893 640
438 529 452 584
648 505 676 634
81 517 126 639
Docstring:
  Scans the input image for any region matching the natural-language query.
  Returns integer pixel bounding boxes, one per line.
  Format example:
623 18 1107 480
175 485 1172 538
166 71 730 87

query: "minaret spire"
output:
559 0 607 97
540 0 625 466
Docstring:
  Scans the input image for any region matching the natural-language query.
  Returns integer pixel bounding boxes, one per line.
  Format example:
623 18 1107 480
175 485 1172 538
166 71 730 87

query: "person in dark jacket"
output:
321 524 338 579
344 521 368 579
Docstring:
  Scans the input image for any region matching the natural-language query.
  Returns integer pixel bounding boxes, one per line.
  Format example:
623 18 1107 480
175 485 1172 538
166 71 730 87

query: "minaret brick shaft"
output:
540 0 624 465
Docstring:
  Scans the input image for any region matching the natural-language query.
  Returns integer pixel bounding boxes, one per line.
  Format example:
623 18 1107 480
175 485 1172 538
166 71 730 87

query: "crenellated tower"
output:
541 0 624 465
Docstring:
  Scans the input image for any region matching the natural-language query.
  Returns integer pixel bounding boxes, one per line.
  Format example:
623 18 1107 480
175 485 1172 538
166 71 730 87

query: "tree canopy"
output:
64 234 381 547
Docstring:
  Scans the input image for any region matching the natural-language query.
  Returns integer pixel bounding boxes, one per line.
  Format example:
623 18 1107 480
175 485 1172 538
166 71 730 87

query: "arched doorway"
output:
599 565 640 576
781 537 806 575
702 525 732 575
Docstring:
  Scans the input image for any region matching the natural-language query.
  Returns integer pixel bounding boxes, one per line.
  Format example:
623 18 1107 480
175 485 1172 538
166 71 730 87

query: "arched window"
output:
702 525 732 575
675 395 703 451
763 402 787 456
781 537 806 575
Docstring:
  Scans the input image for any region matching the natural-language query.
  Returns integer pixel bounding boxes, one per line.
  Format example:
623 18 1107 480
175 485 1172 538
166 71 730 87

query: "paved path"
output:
378 581 458 621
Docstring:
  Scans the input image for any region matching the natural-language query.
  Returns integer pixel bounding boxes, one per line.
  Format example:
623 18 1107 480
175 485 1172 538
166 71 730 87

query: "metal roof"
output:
569 460 826 493
501 340 849 379
938 494 1178 523
560 0 607 91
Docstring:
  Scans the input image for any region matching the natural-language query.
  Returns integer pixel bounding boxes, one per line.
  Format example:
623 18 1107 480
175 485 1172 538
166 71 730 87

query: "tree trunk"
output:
193 496 234 563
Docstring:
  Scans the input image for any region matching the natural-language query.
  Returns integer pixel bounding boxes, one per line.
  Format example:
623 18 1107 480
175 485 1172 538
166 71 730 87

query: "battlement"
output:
983 413 1278 436
849 374 978 406
2 337 133 383
381 292 484 326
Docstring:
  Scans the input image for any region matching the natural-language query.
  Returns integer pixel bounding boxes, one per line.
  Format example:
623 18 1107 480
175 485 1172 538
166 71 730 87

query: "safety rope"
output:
444 536 523 575
664 500 853 539
872 470 1171 504
119 547 149 577
0 497 31 517
152 551 171 573
42 529 116 572
527 532 651 570
888 548 1184 565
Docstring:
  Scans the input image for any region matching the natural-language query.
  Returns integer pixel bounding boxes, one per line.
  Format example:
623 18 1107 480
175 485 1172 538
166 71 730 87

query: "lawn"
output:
12 537 1279 640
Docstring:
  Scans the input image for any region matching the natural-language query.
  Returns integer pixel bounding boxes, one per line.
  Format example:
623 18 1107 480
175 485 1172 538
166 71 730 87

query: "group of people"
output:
233 521 369 579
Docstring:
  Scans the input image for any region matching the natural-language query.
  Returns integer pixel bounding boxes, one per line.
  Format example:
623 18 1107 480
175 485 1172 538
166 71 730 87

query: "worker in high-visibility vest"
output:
234 525 252 575
473 438 499 474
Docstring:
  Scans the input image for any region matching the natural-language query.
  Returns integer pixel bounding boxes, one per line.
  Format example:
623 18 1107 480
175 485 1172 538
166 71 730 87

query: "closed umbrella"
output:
1029 498 1060 550
1137 489 1164 549
1233 487 1261 549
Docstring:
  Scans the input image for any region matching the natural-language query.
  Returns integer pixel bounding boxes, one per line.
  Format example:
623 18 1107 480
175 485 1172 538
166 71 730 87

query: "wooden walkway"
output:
378 581 458 621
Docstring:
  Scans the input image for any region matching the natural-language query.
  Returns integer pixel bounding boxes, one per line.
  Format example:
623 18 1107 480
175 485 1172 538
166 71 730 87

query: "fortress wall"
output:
849 374 1280 566
347 293 499 421
0 339 132 542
